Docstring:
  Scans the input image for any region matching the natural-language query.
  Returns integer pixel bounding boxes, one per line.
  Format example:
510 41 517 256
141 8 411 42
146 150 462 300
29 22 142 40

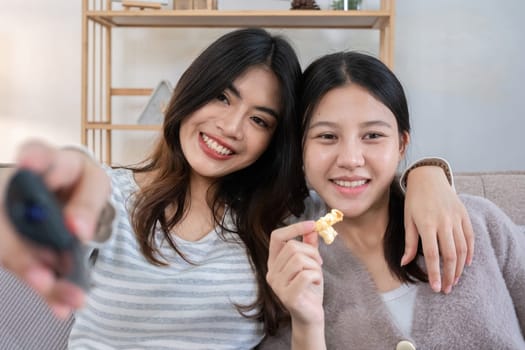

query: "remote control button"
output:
25 203 47 223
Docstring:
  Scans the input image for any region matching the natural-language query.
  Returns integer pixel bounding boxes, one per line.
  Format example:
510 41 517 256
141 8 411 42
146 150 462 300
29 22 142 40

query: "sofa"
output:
1 171 524 349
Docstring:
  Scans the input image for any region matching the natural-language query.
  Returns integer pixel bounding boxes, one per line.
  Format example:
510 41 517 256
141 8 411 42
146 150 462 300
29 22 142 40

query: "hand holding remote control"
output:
4 169 90 291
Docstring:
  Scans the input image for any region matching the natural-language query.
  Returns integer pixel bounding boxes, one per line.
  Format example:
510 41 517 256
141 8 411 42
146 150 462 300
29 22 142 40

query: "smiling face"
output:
179 65 281 185
303 83 409 220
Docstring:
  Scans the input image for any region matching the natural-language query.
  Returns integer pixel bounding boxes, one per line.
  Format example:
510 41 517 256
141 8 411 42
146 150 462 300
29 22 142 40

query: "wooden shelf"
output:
81 0 396 163
86 10 390 29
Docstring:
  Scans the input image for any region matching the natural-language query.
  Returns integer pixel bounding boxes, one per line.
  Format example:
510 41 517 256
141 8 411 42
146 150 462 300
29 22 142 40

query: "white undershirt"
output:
381 283 418 335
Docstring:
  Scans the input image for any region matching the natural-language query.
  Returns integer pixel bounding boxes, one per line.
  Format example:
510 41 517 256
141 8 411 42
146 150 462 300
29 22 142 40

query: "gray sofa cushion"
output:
0 269 73 350
455 171 525 225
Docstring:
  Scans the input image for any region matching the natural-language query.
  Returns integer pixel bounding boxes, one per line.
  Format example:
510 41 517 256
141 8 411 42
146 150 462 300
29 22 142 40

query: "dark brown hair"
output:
129 28 307 335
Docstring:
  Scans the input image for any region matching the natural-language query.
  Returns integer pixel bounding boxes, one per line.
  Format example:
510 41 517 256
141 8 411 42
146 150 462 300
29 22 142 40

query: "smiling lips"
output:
200 133 234 157
331 178 370 195
332 179 368 188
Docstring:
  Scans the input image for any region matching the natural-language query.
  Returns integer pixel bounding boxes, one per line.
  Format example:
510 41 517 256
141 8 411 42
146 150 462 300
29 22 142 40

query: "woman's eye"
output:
251 116 270 128
364 132 383 140
217 93 229 104
319 133 336 140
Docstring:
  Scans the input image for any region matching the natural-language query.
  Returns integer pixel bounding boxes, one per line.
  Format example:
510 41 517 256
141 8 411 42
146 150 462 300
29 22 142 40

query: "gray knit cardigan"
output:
258 195 525 350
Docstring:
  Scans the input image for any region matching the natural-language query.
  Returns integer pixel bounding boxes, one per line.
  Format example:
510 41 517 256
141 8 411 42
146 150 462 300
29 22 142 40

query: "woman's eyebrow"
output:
360 120 393 129
227 83 279 119
227 83 241 98
308 120 337 129
256 106 279 119
308 120 393 129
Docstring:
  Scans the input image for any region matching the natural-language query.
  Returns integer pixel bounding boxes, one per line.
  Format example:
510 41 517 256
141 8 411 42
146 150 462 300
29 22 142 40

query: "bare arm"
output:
402 158 474 294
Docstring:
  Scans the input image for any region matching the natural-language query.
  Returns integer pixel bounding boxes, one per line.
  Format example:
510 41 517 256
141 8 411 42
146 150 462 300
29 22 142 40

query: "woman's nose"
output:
217 109 244 140
336 141 365 169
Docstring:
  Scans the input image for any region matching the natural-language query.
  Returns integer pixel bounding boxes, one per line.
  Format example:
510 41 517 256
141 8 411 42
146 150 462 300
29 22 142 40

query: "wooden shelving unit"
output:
81 0 396 163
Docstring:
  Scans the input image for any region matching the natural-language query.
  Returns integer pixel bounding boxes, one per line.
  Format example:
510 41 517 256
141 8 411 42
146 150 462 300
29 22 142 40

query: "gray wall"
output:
395 0 525 171
1 0 524 171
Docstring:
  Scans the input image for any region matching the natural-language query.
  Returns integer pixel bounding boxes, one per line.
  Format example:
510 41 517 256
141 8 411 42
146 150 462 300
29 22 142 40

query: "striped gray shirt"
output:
68 168 263 349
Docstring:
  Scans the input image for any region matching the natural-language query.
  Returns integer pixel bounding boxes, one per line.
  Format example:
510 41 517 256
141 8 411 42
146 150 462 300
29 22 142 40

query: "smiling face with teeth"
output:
179 65 281 184
303 83 409 221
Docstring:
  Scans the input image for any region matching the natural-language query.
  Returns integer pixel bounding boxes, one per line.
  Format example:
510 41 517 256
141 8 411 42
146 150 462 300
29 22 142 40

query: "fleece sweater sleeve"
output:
472 196 525 334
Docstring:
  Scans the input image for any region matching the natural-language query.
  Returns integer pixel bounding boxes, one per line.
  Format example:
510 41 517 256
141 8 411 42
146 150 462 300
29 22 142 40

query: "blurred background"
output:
1 0 524 171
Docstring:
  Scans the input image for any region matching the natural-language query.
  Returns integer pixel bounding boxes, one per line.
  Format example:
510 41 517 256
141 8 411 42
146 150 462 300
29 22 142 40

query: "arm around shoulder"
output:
399 157 454 192
400 157 474 293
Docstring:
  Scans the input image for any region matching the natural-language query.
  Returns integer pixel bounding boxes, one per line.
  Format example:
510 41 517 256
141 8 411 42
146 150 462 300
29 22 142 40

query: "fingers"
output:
16 140 58 173
404 210 444 293
267 221 323 311
449 204 474 288
433 203 473 293
25 265 56 296
1 140 102 317
419 226 460 294
0 229 43 281
48 280 85 320
403 166 476 294
437 230 456 294
61 154 111 242
268 221 316 266
50 280 86 309
401 215 419 266
302 231 319 249
272 240 322 282
50 304 74 320
268 251 321 295
452 223 468 286
16 140 110 241
419 232 442 293
266 237 324 321
461 207 475 266
420 224 468 294
270 267 324 326
0 235 84 314
283 269 323 303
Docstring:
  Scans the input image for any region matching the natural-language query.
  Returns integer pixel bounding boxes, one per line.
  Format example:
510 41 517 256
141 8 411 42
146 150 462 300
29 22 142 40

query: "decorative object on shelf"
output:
174 0 192 9
331 0 362 10
291 0 320 10
193 0 217 9
137 80 173 125
174 0 217 10
315 0 332 10
114 0 167 10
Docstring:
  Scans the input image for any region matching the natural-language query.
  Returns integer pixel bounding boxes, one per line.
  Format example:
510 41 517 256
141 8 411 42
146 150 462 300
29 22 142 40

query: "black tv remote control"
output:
5 169 89 290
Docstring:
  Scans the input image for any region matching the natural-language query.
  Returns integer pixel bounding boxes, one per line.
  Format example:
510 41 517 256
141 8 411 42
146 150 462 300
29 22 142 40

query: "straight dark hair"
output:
130 28 308 334
300 51 427 284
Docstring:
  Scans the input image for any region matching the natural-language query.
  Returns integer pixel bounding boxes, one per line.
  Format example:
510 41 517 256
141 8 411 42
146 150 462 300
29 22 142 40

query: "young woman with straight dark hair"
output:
261 51 524 350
